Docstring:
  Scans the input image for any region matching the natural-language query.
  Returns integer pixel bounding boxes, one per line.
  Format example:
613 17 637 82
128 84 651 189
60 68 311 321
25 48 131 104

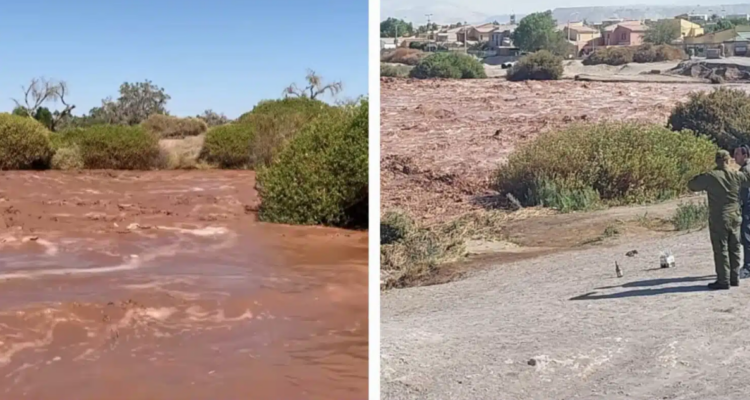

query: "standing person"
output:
735 145 750 278
688 150 750 290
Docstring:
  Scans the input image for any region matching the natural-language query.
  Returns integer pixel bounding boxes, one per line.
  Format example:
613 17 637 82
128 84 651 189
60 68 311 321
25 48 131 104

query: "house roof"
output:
617 22 649 32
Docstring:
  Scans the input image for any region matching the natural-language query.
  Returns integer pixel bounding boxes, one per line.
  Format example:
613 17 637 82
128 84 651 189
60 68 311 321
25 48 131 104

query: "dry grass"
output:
50 145 84 170
380 48 427 66
157 135 212 170
381 209 509 289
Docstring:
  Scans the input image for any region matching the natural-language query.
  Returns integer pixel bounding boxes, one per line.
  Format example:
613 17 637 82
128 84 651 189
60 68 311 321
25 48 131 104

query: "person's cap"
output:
717 149 731 160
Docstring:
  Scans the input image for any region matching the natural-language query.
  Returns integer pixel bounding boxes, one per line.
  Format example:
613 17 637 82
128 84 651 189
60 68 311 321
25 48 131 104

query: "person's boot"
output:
708 281 731 290
731 280 740 287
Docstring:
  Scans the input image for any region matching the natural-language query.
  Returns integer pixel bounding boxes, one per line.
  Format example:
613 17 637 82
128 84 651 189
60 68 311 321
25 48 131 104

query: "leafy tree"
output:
380 18 414 38
416 23 439 34
89 80 170 125
11 78 75 132
644 20 681 45
512 11 564 54
196 109 231 127
283 69 343 100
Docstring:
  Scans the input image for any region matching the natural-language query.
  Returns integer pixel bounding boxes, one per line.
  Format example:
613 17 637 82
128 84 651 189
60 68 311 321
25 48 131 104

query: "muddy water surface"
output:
0 171 368 399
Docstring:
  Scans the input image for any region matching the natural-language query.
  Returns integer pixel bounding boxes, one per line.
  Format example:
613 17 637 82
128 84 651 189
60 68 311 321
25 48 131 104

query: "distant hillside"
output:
382 2 750 27
552 5 750 24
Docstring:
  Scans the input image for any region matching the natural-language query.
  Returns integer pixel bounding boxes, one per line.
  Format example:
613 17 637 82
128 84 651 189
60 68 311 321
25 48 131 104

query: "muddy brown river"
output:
0 171 368 399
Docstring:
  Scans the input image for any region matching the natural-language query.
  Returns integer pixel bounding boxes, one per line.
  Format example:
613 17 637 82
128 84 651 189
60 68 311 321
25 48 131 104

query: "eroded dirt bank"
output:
0 171 367 399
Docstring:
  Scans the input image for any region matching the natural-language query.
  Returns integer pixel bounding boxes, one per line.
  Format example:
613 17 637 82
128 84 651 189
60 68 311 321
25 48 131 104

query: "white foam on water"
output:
155 226 229 237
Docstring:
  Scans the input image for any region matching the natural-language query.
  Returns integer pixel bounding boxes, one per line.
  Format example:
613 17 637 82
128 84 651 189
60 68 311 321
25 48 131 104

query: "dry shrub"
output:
380 48 427 66
507 50 563 81
380 210 507 289
381 63 412 77
0 113 54 170
51 146 84 170
668 87 750 150
494 122 717 211
158 135 206 169
585 44 683 66
141 114 208 138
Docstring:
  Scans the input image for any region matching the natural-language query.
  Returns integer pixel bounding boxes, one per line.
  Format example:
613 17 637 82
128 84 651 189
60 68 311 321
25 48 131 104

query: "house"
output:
436 26 463 42
457 23 500 42
688 14 709 23
489 24 517 49
560 23 601 42
658 18 704 38
684 25 750 56
603 21 649 46
380 38 397 50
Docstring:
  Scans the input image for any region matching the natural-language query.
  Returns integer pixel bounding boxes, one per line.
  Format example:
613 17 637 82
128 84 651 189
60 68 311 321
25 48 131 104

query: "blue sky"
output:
0 0 368 119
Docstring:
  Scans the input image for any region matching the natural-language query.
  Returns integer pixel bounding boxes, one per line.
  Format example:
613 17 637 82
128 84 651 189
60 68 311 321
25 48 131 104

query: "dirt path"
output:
381 213 750 400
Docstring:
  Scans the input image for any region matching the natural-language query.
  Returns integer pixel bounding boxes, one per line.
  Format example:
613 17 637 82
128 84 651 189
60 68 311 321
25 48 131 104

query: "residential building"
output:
489 24 517 49
684 25 750 56
436 26 463 42
663 18 704 38
603 21 649 46
688 14 709 23
560 24 601 42
457 23 500 42
380 38 397 50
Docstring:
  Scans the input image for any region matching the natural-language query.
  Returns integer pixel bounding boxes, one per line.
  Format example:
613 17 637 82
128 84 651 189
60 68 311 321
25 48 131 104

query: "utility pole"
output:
426 14 433 42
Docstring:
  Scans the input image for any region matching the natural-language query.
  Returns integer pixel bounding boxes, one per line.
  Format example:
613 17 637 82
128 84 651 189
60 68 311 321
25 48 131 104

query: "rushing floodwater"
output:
0 171 368 399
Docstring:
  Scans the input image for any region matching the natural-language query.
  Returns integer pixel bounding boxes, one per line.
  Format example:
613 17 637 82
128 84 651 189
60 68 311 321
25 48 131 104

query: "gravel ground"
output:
381 229 750 400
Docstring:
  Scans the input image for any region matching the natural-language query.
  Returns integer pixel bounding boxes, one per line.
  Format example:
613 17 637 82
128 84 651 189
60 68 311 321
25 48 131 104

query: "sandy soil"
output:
380 78 740 223
381 224 750 400
0 171 368 399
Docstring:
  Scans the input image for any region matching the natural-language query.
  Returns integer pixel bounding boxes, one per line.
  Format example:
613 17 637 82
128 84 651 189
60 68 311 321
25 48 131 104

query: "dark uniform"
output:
688 150 750 289
741 157 750 277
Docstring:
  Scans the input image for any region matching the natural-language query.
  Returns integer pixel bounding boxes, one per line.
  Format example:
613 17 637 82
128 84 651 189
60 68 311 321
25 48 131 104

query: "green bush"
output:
381 63 412 77
239 97 334 167
668 87 750 150
494 122 717 211
507 50 563 81
141 114 208 138
0 113 54 170
409 52 487 79
256 99 368 228
672 201 709 231
199 123 254 168
51 125 160 169
51 145 84 170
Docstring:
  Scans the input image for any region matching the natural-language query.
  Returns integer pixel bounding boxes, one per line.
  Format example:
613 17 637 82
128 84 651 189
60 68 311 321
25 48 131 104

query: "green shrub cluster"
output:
494 122 717 212
198 123 255 168
51 125 160 169
583 44 684 66
50 145 84 170
507 50 563 81
0 113 54 170
141 114 208 138
239 97 334 167
668 87 750 150
256 99 368 228
409 52 487 79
